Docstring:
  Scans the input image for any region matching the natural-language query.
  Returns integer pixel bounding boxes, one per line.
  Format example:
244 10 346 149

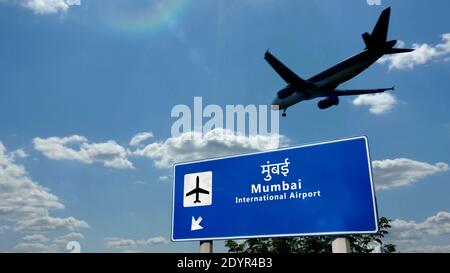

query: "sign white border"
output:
171 136 379 242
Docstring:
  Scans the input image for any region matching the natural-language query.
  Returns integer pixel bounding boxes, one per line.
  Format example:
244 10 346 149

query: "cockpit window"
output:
277 88 295 99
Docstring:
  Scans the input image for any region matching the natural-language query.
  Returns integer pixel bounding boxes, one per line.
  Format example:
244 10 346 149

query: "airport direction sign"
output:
171 136 378 241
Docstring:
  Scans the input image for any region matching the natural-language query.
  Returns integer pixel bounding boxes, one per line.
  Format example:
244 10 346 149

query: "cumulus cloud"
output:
378 33 450 70
372 158 449 190
13 242 60 253
0 141 89 252
387 211 450 251
132 128 287 169
105 236 168 249
104 237 137 249
120 249 142 253
352 93 397 114
129 132 153 147
11 149 28 159
402 244 450 253
14 216 89 232
34 130 286 170
138 236 168 245
1 0 81 14
23 234 49 242
33 135 134 169
53 232 85 244
1 142 63 221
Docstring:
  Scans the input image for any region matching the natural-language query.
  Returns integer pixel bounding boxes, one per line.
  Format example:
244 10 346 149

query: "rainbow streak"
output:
102 0 189 35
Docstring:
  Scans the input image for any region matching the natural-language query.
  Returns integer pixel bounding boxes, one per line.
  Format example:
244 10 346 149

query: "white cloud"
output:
105 236 168 249
81 141 134 169
378 33 450 70
120 249 143 253
402 244 450 253
33 135 86 161
129 132 153 147
0 141 89 252
53 232 84 244
159 176 169 181
372 158 449 190
34 130 286 170
14 216 89 232
132 128 287 169
1 142 63 221
33 135 134 169
104 237 137 249
11 149 28 159
352 93 397 114
23 234 49 242
13 242 60 253
139 236 169 245
387 211 450 251
2 0 81 14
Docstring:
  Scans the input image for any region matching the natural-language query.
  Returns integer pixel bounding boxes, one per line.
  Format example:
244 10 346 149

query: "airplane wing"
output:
186 189 197 196
329 87 393 96
197 188 209 195
186 188 209 196
264 51 315 89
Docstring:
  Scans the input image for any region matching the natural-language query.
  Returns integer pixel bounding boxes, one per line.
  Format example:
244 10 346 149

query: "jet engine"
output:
318 97 339 109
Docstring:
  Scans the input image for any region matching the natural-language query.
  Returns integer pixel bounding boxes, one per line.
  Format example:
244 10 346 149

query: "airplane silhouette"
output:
186 176 210 203
266 7 413 116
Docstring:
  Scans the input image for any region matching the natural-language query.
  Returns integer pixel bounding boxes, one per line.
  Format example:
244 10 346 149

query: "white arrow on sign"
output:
191 216 203 231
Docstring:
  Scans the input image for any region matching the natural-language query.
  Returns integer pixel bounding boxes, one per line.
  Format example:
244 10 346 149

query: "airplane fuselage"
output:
194 192 201 203
272 49 384 110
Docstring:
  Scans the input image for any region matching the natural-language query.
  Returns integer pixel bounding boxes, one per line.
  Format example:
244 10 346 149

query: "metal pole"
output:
332 237 351 253
200 240 213 253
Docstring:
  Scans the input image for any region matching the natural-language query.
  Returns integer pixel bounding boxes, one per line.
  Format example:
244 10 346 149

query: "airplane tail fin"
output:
362 7 414 54
362 32 372 49
362 7 391 49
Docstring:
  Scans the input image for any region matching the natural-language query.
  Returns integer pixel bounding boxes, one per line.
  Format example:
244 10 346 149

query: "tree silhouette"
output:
226 217 396 253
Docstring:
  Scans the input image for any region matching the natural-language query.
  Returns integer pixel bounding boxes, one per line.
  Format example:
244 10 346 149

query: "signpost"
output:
171 136 378 251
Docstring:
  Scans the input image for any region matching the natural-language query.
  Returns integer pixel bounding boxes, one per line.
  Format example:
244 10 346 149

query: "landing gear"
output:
282 109 287 117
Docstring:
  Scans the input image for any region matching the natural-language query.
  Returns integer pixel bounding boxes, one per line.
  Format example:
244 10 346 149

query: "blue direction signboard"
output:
171 136 378 241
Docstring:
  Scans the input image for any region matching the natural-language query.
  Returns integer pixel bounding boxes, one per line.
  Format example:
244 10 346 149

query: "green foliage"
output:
225 217 396 253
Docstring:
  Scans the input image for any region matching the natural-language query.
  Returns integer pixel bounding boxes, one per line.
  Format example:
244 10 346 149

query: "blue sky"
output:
0 0 449 253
